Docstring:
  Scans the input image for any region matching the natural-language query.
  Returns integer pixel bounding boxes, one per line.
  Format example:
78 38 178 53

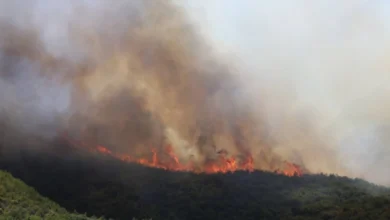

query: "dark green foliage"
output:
1 145 390 220
0 170 103 220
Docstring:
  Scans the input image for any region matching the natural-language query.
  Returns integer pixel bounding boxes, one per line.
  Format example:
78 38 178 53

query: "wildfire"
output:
93 144 255 174
61 132 302 176
276 162 303 177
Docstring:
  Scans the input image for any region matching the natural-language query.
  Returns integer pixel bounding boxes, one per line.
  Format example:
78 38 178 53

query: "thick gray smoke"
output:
0 0 277 172
1 0 390 185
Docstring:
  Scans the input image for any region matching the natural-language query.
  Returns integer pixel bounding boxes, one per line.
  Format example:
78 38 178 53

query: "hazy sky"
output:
177 1 390 184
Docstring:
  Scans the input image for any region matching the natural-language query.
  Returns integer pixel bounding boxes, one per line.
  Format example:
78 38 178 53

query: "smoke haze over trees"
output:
0 0 390 185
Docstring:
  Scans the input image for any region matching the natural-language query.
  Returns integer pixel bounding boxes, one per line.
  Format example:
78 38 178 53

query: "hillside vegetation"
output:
0 170 103 220
1 144 390 220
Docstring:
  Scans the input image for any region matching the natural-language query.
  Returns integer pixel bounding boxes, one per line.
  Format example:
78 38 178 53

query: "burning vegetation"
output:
0 0 305 178
62 132 302 177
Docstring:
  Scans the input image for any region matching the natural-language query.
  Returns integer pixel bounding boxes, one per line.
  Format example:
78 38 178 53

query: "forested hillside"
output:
0 170 103 220
1 145 390 220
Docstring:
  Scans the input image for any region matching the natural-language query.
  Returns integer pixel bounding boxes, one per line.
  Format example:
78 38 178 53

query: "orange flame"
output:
276 161 303 177
61 132 302 176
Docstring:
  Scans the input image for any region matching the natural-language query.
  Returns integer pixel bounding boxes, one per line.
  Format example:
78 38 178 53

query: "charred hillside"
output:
0 142 390 220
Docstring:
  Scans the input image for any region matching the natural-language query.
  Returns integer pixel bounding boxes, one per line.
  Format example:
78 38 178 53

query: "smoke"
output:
0 0 271 170
1 0 390 185
179 0 390 184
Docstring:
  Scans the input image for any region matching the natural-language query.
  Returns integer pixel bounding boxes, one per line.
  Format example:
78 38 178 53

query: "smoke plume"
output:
180 0 390 185
0 0 389 185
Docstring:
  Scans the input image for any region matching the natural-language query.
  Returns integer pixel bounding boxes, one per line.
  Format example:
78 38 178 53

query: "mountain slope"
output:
1 145 390 220
0 170 103 220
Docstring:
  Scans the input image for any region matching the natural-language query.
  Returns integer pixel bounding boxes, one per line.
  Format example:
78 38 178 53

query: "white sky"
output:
177 1 390 184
